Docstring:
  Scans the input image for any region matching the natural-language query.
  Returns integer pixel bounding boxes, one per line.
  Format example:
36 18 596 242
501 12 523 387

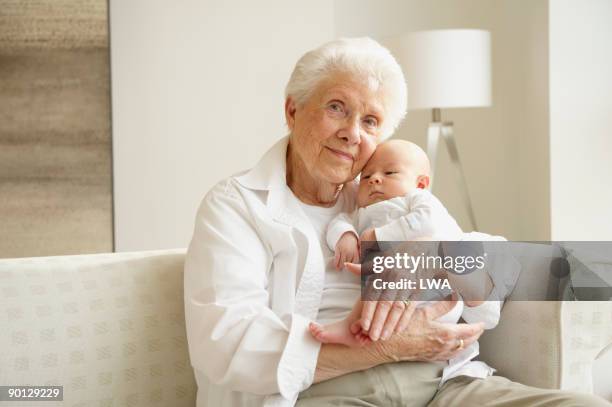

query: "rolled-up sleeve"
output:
184 179 321 399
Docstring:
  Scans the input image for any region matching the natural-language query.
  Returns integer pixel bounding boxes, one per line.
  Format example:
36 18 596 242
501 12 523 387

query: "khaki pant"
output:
297 362 610 407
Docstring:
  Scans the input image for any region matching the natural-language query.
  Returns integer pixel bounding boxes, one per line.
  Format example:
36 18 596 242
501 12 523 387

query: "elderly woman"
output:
184 38 609 407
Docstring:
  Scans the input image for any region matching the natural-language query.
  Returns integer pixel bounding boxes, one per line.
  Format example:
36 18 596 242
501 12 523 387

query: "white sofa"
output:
1 244 611 406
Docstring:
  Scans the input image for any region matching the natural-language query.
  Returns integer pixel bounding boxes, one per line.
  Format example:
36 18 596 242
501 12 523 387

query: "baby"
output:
309 140 499 378
327 138 463 269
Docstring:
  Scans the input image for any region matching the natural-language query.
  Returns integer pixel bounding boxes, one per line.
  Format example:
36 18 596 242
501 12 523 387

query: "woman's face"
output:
286 71 387 185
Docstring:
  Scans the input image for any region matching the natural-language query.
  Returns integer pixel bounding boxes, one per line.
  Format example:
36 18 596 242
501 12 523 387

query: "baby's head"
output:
357 139 430 208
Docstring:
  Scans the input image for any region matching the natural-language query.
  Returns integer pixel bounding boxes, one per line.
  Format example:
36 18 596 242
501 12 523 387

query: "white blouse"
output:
184 136 357 407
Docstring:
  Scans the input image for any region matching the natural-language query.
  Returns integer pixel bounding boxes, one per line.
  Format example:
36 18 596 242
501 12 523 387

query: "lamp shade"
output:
394 29 491 109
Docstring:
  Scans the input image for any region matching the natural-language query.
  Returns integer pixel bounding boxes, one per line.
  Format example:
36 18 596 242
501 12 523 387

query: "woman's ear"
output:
285 97 297 131
417 175 430 189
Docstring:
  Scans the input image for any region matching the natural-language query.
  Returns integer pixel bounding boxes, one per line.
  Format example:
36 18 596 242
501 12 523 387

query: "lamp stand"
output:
426 108 478 231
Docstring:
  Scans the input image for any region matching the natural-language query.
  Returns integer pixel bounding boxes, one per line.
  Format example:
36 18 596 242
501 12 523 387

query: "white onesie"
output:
324 188 500 385
326 188 463 250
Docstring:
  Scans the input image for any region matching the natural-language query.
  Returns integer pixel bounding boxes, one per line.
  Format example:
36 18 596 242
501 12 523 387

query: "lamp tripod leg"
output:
441 125 478 231
426 124 441 189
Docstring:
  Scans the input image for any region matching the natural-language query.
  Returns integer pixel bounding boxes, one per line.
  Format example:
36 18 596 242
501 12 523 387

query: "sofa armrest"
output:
560 301 612 395
479 243 612 399
480 301 563 389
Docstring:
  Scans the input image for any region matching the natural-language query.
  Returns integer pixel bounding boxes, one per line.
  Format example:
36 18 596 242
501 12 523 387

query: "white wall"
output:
549 0 612 240
499 0 550 241
333 0 550 240
110 0 334 251
112 0 612 248
549 0 612 391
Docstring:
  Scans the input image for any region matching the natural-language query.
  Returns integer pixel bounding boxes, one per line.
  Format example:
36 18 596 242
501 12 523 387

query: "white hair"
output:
285 37 408 140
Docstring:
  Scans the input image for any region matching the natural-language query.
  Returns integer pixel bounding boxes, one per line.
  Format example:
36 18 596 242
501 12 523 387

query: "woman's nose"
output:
339 117 360 144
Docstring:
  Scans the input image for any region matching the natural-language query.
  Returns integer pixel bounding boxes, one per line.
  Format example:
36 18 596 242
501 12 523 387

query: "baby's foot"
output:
309 320 371 347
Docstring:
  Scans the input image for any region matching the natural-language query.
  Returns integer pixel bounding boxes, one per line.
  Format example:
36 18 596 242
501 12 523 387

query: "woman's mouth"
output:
325 146 354 162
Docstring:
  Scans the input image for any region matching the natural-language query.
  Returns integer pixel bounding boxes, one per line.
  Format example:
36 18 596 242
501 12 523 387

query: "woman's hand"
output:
374 299 485 362
312 298 485 384
344 239 445 341
345 262 419 341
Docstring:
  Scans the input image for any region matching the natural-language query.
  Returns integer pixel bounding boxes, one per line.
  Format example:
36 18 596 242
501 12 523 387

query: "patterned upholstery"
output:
561 301 612 397
1 246 609 406
0 249 196 407
479 243 612 400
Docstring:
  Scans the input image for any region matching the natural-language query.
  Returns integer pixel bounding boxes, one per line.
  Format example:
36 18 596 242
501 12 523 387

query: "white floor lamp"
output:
394 29 492 231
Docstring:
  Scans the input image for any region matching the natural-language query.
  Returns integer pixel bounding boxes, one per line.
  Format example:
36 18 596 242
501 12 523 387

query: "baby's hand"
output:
360 228 377 243
334 232 360 270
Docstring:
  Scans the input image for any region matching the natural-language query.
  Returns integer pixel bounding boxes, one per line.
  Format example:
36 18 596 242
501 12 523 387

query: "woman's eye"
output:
328 102 343 112
364 117 378 127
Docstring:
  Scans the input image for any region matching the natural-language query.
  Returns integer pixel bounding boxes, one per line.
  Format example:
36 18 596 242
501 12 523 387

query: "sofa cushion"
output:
0 249 196 407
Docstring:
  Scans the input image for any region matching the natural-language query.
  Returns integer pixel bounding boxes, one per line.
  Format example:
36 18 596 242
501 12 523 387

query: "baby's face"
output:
356 143 425 208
